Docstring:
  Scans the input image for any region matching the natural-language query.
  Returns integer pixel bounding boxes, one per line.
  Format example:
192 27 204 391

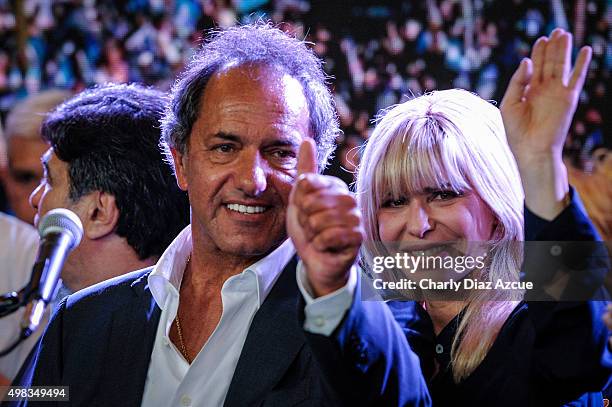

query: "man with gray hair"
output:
12 24 429 406
1 90 71 224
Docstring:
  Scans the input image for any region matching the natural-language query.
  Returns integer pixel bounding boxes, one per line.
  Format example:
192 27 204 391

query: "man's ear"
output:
170 147 188 191
82 191 120 240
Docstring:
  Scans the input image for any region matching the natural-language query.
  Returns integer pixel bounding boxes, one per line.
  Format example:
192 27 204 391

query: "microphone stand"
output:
0 286 38 357
0 208 82 358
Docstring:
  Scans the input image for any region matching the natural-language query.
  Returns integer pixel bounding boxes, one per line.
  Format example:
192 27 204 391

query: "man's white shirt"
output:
141 226 356 407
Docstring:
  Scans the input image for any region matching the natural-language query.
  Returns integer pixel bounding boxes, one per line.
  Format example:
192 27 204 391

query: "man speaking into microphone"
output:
1 83 190 388
28 83 190 294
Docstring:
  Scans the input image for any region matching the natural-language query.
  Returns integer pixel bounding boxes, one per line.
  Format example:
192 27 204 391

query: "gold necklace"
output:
175 254 191 364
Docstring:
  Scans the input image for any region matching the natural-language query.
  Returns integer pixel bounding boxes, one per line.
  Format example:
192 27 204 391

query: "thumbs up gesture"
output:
287 139 364 297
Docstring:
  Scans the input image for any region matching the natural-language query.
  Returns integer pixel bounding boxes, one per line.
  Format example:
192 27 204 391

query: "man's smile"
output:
225 203 270 214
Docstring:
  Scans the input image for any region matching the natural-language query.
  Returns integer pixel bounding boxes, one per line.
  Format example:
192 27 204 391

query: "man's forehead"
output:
195 63 312 141
206 63 308 109
215 61 286 81
41 148 70 180
41 148 63 173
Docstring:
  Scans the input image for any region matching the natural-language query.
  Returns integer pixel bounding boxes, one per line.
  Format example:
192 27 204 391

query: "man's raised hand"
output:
287 139 364 297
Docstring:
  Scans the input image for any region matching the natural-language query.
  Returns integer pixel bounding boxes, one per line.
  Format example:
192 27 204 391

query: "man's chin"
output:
216 237 286 259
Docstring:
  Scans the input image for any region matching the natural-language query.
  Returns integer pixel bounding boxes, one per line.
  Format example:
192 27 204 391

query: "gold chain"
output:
175 254 191 364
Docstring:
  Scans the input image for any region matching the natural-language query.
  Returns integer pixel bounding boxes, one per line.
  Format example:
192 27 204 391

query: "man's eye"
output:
271 150 296 160
430 190 461 201
383 197 407 208
213 144 235 153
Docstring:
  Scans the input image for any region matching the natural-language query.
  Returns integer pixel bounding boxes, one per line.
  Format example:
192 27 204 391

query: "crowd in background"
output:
0 0 609 182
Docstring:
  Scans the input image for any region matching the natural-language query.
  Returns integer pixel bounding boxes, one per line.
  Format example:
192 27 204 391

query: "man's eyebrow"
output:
264 139 301 149
212 132 302 149
211 132 241 142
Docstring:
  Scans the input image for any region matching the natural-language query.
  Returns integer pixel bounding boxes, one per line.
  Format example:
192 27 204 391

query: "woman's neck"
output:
423 301 465 335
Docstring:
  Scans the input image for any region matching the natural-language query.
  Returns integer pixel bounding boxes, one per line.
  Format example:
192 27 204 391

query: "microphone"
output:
20 208 83 337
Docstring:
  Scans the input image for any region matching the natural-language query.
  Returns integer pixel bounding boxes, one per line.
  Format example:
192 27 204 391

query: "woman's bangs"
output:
372 120 471 207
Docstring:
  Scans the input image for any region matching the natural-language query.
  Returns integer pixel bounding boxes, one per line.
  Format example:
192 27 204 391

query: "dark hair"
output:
161 22 340 171
42 83 190 260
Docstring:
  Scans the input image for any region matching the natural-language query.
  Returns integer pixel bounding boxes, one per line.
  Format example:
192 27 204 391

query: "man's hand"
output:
287 139 364 298
500 28 592 219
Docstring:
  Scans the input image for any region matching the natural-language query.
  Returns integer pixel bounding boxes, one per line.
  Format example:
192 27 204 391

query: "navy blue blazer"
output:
7 257 431 406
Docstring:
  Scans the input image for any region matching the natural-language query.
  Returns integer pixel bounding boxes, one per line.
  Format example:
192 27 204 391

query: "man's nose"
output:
236 151 267 197
406 200 432 238
29 183 43 210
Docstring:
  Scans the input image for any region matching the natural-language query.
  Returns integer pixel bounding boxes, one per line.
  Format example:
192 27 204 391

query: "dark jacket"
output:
392 191 612 406
7 257 430 407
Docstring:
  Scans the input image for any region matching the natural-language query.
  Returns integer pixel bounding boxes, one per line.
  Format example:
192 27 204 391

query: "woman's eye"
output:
430 190 461 201
383 197 407 208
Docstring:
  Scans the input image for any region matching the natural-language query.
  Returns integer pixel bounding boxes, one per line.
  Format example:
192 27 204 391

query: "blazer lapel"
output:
101 271 161 407
224 256 306 407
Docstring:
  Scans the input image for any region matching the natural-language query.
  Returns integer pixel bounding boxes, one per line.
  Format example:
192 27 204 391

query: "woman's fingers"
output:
531 36 548 84
568 46 592 92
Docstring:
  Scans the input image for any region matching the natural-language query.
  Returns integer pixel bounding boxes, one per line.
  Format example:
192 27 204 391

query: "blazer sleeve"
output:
522 188 612 402
522 188 610 300
301 276 431 407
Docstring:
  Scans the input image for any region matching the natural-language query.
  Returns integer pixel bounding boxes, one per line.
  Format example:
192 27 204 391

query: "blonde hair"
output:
356 89 524 382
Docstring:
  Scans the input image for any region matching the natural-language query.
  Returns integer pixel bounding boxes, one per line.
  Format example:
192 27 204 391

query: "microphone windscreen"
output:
38 208 84 248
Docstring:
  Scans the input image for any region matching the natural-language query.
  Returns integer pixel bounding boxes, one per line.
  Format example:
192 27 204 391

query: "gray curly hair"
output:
161 22 340 172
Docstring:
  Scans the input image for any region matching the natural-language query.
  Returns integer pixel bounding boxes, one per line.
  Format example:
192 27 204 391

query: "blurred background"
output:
0 0 610 237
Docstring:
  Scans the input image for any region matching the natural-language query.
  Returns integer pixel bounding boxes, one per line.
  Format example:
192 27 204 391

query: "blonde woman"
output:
356 28 611 405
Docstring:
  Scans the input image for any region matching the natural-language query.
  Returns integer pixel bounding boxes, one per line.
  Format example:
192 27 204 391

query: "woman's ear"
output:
490 218 503 241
